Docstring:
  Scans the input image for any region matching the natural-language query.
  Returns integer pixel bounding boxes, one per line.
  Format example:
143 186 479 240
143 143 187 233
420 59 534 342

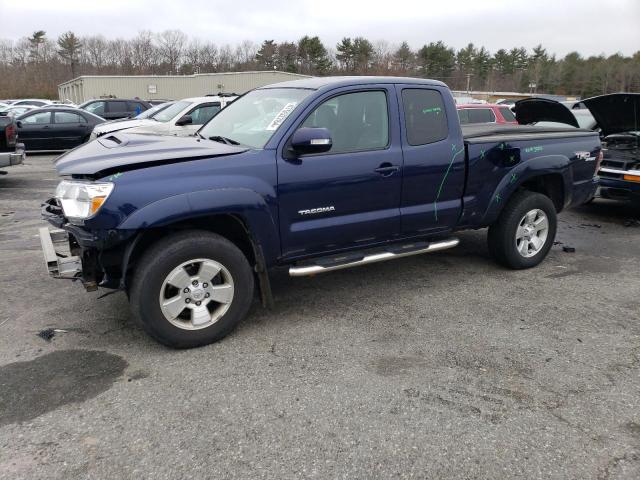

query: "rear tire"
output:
488 190 557 269
130 230 254 348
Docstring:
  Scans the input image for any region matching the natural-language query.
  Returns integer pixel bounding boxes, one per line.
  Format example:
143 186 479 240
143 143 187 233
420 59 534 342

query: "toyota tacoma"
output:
39 77 601 348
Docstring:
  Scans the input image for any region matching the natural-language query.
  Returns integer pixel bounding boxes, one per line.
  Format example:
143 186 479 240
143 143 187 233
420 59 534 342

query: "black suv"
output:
78 99 152 120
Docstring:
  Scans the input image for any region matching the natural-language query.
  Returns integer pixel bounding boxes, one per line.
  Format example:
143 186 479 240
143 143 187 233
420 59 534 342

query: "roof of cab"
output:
260 76 447 91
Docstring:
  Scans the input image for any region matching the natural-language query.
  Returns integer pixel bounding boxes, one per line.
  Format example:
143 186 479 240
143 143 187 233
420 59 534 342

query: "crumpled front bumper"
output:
38 227 98 291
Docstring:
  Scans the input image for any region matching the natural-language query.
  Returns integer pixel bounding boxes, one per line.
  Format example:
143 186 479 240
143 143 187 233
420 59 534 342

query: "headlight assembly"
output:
55 180 114 220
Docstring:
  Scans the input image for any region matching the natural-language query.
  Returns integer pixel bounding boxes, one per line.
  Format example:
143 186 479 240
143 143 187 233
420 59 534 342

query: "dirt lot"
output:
1 154 639 479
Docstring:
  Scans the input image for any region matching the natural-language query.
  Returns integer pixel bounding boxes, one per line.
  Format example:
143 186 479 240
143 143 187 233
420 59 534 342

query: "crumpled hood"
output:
55 132 248 178
582 93 640 137
514 98 579 127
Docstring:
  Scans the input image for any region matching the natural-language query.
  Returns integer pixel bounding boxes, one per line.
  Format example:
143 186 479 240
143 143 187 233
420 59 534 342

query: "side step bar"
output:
289 238 459 277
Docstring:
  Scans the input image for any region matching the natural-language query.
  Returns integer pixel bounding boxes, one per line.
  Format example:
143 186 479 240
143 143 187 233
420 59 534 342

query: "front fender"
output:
480 154 573 225
118 188 280 263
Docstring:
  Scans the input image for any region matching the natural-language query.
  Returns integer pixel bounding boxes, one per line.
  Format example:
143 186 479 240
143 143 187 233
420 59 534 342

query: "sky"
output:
1 0 639 57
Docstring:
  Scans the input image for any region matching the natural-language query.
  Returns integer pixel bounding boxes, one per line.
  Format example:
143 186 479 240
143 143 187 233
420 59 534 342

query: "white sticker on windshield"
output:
266 102 298 131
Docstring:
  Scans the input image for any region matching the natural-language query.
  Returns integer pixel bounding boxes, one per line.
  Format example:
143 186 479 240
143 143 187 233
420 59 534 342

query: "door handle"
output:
374 163 400 176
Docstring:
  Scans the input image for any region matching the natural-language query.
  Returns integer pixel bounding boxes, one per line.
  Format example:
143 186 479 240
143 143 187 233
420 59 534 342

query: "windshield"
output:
199 88 313 148
137 102 173 119
152 100 191 122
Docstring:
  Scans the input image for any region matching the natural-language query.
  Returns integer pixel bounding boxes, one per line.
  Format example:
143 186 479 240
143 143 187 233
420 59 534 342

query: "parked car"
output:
123 96 237 137
0 111 25 173
2 105 39 117
90 102 174 140
12 99 53 107
16 107 105 151
78 99 152 120
40 76 600 348
457 104 518 125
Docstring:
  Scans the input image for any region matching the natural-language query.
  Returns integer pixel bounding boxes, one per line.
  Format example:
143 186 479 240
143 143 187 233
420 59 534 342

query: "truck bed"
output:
462 124 597 143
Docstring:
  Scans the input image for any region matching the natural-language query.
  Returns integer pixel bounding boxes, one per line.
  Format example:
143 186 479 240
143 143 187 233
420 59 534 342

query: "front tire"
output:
488 191 557 269
130 230 254 348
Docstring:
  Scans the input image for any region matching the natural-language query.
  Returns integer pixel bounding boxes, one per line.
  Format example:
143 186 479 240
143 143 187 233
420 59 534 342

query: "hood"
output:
582 93 640 137
55 132 248 178
125 123 172 135
514 98 579 127
94 119 155 135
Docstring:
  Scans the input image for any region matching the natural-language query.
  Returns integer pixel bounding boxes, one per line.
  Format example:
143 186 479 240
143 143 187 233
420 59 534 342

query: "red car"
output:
457 103 518 125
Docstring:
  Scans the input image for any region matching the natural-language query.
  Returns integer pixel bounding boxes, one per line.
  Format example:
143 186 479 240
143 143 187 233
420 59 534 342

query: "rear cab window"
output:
401 89 448 145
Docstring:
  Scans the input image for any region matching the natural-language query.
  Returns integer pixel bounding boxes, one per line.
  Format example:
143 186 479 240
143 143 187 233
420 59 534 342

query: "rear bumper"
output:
0 143 25 168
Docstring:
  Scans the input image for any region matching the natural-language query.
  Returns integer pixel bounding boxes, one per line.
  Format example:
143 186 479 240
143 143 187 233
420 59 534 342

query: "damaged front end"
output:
598 133 640 203
39 196 135 292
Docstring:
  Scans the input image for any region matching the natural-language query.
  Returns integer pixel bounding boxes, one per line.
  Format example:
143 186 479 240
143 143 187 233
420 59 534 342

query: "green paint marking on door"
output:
434 147 465 222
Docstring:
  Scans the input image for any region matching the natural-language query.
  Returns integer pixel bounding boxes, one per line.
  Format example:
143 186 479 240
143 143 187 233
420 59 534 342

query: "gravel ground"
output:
0 154 639 479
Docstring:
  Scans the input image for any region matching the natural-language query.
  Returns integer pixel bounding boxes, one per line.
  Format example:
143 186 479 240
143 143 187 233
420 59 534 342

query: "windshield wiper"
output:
208 135 240 146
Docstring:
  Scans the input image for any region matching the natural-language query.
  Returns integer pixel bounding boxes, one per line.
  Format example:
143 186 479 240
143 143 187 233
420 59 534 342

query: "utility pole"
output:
466 73 472 94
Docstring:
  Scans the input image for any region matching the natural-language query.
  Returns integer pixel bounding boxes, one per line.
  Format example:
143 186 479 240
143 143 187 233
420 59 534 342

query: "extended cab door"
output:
397 86 465 234
277 86 403 258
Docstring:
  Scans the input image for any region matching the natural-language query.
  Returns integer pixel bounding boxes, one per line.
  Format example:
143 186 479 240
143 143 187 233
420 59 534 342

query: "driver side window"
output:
301 91 389 154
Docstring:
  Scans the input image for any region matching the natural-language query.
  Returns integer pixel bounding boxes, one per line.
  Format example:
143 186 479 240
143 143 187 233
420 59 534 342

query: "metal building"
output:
58 71 311 103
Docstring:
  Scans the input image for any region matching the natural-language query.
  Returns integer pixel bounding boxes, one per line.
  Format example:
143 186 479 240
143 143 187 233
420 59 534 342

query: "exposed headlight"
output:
55 180 114 220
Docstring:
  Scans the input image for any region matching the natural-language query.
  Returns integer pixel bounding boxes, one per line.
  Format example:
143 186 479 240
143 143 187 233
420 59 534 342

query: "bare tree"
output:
84 35 108 70
156 29 186 73
130 31 157 74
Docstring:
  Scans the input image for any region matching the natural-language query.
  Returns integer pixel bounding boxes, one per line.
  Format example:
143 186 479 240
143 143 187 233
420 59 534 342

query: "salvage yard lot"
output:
1 155 639 479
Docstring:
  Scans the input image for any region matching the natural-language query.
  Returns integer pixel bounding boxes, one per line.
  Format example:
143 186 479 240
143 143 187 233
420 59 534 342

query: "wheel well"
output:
127 214 257 281
520 174 565 212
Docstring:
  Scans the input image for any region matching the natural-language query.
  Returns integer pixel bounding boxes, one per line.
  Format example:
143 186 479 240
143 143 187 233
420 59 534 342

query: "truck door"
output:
277 87 403 258
396 86 465 235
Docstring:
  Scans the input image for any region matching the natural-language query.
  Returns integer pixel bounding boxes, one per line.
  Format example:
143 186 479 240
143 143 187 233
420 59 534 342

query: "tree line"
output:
1 30 638 100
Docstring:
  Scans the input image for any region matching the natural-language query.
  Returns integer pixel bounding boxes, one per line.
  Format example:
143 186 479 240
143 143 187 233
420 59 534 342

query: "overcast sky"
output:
1 0 638 57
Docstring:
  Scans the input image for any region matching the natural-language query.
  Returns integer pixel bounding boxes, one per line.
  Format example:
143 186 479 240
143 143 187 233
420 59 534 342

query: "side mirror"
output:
290 127 332 155
175 114 193 126
16 120 22 128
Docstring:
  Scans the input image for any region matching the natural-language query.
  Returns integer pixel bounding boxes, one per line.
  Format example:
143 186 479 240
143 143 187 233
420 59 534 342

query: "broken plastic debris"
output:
562 246 576 253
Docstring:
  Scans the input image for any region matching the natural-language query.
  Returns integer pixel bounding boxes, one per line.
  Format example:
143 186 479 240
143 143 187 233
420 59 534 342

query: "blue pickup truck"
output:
39 77 601 348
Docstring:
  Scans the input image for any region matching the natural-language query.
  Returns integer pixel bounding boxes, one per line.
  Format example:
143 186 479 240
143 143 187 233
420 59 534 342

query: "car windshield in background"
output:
199 88 313 148
137 102 172 119
152 100 191 122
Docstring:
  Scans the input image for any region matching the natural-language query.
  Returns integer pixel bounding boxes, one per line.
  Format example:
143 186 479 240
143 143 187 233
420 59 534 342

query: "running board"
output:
289 238 459 277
